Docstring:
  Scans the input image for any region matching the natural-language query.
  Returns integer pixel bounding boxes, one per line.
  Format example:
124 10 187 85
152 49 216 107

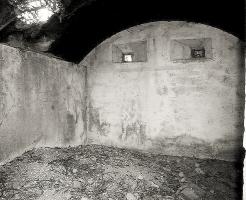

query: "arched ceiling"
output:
49 0 245 63
0 0 244 63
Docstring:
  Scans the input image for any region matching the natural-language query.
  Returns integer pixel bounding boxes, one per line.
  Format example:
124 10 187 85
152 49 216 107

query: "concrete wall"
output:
0 44 87 164
80 21 244 161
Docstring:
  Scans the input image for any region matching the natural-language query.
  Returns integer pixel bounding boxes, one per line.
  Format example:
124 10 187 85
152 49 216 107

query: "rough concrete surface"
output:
0 145 242 200
0 44 87 164
80 21 244 161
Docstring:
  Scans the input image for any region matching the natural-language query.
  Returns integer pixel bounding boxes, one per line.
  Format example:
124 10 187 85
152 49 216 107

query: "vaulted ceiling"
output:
0 0 245 63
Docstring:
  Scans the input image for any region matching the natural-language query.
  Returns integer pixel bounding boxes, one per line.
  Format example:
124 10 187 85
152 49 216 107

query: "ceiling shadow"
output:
49 0 245 63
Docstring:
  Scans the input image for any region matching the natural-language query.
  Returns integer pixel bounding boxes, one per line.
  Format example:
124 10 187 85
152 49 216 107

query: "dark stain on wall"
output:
82 66 88 142
0 64 7 128
156 85 168 95
222 75 233 87
148 134 244 161
88 105 110 136
212 138 244 161
150 135 214 159
120 120 146 145
64 113 76 144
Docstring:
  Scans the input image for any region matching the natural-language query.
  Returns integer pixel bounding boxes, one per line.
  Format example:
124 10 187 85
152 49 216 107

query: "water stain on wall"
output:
120 120 146 145
119 98 147 145
149 135 214 158
64 113 76 144
88 105 110 136
156 85 168 95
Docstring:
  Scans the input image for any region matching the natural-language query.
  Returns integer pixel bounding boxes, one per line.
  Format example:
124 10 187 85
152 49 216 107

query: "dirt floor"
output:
0 144 243 200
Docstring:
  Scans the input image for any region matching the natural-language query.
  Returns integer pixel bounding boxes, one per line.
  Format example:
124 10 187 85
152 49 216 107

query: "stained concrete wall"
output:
0 44 87 164
80 21 244 161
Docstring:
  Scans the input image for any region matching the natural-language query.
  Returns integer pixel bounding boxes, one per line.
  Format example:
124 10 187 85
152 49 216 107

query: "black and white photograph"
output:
0 0 245 199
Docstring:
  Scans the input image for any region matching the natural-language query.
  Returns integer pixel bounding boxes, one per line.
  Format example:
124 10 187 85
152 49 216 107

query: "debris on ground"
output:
0 144 242 200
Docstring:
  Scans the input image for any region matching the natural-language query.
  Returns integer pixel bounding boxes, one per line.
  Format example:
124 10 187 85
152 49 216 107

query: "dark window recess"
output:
112 40 147 63
191 48 205 58
170 38 212 62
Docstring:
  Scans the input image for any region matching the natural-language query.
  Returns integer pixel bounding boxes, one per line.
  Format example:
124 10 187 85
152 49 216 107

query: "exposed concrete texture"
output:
80 21 244 161
0 44 87 164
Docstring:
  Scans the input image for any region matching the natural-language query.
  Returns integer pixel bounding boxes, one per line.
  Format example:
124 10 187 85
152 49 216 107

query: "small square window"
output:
112 41 147 63
191 48 205 58
170 38 212 62
122 53 133 62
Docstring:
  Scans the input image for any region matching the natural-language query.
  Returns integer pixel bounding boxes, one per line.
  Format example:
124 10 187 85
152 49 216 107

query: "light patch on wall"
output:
122 53 133 62
112 40 147 63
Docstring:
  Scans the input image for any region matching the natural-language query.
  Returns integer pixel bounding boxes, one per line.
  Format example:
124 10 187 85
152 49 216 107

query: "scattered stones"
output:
14 194 20 199
126 192 137 200
87 178 94 184
12 181 21 189
163 196 175 200
137 174 144 180
75 155 80 160
80 197 89 200
180 177 186 183
162 166 171 172
150 181 159 188
91 157 97 161
162 185 175 193
0 144 241 200
180 187 199 200
73 180 81 188
78 158 92 165
37 189 71 200
179 172 185 177
178 183 205 200
195 167 205 175
35 189 43 195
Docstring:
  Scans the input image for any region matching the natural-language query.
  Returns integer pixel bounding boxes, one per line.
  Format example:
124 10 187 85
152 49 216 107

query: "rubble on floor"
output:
0 144 243 200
